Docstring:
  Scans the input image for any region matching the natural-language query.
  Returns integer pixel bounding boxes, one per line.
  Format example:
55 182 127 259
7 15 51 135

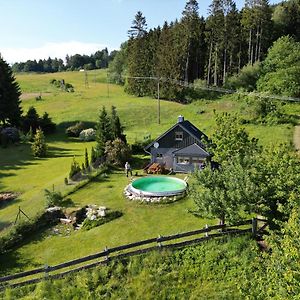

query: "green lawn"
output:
0 70 296 274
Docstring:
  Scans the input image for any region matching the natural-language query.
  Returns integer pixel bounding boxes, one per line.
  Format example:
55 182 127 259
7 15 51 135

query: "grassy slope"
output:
0 70 295 273
1 235 258 299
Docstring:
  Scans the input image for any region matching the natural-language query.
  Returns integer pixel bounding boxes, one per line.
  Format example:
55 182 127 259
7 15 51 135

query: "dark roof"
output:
144 119 208 151
172 143 210 157
180 120 208 141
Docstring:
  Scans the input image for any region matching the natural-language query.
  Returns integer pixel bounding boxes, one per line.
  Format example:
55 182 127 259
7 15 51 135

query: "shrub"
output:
131 137 152 154
22 106 40 133
105 138 131 166
0 127 20 145
225 62 261 92
40 112 56 134
66 122 85 137
79 128 96 141
22 106 56 134
69 157 81 180
44 189 64 208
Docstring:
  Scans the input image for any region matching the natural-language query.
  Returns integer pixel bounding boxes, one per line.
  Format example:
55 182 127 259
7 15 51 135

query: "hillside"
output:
1 235 258 299
0 69 298 274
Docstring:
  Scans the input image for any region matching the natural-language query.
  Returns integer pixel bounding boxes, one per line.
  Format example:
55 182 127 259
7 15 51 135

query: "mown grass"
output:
0 69 297 274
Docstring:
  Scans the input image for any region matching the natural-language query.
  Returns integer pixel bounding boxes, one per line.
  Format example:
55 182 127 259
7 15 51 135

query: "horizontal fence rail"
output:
0 218 267 290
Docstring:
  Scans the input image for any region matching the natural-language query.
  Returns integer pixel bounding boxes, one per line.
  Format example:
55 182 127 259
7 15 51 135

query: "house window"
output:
175 131 183 141
177 156 190 164
192 157 204 164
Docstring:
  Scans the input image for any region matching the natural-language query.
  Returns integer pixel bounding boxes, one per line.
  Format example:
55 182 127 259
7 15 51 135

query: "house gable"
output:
144 120 207 152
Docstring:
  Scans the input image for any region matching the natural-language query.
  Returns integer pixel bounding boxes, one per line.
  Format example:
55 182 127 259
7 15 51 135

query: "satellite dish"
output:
154 142 159 148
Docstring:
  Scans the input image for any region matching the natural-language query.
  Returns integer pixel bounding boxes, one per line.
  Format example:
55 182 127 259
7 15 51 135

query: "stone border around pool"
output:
124 184 186 204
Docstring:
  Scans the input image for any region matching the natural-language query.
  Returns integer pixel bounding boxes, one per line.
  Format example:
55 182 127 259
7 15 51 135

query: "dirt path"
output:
293 125 300 152
20 92 51 100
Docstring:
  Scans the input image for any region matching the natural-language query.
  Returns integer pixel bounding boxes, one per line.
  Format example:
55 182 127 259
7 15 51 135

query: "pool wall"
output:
124 176 187 203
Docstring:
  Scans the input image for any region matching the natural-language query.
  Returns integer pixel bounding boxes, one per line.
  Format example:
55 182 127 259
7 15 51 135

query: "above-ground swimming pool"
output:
124 176 187 203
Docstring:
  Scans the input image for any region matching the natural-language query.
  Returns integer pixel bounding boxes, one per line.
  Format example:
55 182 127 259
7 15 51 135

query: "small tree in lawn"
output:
84 148 89 169
31 128 47 157
190 158 258 225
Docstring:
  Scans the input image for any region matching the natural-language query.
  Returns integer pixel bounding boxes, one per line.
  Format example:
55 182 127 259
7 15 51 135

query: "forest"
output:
11 48 117 73
110 0 300 100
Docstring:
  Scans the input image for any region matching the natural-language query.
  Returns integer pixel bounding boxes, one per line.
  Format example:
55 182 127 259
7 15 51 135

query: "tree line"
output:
110 0 300 100
11 48 117 73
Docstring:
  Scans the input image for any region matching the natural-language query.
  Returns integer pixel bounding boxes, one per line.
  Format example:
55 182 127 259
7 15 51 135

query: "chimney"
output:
177 115 184 123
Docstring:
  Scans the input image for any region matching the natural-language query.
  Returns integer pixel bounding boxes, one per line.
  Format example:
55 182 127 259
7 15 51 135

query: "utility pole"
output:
107 71 110 98
157 78 160 124
85 71 89 88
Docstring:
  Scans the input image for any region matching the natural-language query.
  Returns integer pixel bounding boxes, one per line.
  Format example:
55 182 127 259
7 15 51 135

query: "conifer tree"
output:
90 146 97 165
110 105 126 143
84 148 89 169
31 128 47 157
181 0 206 82
128 11 147 38
95 106 112 157
0 56 22 126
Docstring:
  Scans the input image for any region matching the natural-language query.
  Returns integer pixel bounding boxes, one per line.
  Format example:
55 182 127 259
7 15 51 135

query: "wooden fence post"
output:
44 265 49 279
205 224 209 237
104 246 109 263
157 235 162 248
252 218 257 237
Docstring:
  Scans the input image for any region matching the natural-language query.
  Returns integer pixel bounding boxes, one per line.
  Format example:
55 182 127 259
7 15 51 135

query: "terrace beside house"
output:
144 115 210 173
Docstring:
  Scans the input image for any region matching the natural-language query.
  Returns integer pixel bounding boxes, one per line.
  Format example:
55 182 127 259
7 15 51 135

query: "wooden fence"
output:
0 218 267 290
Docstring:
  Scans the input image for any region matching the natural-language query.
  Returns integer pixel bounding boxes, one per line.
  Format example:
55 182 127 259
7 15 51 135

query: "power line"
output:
109 73 300 103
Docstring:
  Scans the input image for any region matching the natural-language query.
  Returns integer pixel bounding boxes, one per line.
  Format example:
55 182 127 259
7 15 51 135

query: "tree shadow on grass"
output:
0 250 38 276
46 145 75 158
0 221 13 232
0 198 22 211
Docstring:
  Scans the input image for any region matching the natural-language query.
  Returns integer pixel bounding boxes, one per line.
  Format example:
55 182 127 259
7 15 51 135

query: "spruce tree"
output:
95 106 112 157
0 56 22 126
31 128 47 157
128 11 148 38
85 148 89 169
126 11 150 96
90 146 97 165
110 106 125 142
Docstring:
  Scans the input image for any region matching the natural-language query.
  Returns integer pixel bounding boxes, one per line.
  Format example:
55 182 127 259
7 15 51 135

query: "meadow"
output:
0 69 295 274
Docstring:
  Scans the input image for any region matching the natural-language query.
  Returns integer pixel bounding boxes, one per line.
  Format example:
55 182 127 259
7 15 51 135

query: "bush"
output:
22 106 56 134
69 157 81 180
79 128 96 141
44 189 64 208
40 112 56 134
131 137 152 154
225 62 261 92
105 138 131 166
0 127 20 146
66 122 85 137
